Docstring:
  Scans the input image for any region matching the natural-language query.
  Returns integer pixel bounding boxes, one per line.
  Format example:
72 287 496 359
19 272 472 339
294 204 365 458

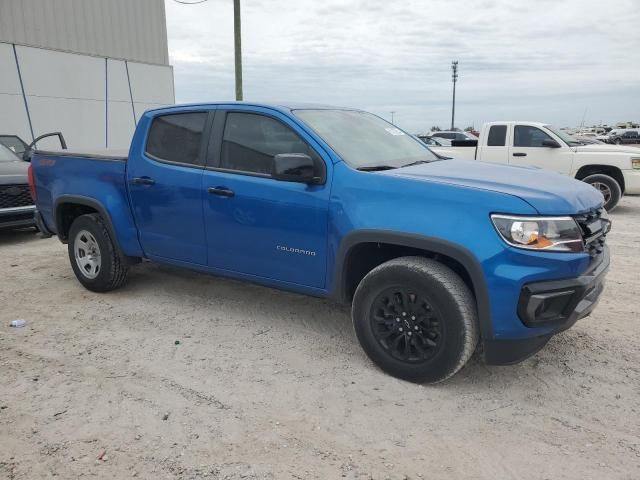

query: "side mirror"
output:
542 139 561 148
272 153 321 184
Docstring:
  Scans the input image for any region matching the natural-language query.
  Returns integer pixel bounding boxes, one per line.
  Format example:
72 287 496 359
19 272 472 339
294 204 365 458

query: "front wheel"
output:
352 257 479 383
582 173 622 211
68 213 129 292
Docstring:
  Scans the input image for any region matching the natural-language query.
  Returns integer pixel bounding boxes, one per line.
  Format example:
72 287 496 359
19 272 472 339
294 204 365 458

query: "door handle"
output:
208 187 235 198
512 152 527 157
131 176 155 185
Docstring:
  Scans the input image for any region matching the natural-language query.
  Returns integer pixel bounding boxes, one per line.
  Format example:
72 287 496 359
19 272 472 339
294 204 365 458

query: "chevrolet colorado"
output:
30 103 611 383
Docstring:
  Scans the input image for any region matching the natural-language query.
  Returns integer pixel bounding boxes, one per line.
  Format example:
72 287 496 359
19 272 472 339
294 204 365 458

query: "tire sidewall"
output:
68 215 117 291
583 174 622 211
352 261 472 383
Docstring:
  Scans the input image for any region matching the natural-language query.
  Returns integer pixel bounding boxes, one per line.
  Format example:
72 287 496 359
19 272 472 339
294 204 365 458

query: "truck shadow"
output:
119 262 603 389
0 228 40 246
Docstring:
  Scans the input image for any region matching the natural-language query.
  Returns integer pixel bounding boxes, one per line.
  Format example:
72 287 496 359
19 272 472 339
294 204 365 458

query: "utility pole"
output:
233 0 243 101
450 60 458 130
390 111 396 124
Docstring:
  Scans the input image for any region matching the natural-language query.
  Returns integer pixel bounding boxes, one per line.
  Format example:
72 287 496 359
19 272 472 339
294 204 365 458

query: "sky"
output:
164 0 640 133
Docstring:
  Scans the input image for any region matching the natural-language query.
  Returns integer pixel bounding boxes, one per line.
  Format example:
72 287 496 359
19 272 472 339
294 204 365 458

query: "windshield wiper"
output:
356 165 398 171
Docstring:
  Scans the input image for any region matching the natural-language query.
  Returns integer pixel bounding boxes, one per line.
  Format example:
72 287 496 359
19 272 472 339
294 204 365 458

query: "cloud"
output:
165 0 640 131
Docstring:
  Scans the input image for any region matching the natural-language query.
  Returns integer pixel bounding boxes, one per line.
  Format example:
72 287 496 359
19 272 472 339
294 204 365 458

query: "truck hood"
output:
383 159 603 215
0 160 29 185
574 144 640 155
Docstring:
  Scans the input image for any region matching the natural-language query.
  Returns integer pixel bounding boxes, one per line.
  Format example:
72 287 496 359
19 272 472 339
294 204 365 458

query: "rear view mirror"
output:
542 139 561 148
272 153 321 184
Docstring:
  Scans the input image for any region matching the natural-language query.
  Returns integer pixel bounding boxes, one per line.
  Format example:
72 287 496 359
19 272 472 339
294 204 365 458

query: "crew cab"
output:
29 103 611 383
430 121 640 210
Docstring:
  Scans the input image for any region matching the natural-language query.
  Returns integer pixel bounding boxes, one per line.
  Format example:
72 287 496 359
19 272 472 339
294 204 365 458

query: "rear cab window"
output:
145 112 208 166
487 125 507 146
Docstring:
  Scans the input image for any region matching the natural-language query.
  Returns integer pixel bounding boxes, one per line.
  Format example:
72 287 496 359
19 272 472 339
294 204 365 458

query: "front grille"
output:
0 184 32 209
574 208 607 258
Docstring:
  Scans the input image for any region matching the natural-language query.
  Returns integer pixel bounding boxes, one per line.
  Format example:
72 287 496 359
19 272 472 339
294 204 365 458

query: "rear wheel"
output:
582 173 622 211
352 257 479 383
67 213 129 292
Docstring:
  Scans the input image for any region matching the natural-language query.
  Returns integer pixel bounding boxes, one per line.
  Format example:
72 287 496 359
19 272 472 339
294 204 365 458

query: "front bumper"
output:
0 205 36 230
483 247 609 365
622 169 640 195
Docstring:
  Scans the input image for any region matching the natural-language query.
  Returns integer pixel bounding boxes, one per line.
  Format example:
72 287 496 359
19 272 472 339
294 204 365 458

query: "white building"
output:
0 0 175 150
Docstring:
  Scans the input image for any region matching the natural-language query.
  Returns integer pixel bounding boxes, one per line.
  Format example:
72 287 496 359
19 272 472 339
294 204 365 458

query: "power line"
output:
172 0 243 100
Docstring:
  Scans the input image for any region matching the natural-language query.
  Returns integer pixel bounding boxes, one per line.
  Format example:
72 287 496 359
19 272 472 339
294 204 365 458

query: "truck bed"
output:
31 148 141 255
35 148 128 161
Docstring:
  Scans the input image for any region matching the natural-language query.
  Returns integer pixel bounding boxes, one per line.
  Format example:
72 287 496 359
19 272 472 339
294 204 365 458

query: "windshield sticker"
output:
384 127 405 136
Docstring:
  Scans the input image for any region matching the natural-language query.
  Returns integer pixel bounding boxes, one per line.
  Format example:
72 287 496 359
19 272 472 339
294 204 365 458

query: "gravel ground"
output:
1 196 639 480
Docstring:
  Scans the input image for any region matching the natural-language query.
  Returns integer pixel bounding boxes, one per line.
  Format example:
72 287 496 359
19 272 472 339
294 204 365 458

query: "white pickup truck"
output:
430 121 640 210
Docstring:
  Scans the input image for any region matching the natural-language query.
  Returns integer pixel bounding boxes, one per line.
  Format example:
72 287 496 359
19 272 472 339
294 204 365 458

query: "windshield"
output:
294 109 439 169
544 125 582 146
0 144 21 162
0 135 27 155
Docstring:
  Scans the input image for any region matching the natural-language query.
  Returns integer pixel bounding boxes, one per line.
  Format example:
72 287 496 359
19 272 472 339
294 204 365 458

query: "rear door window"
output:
487 125 507 146
146 112 208 166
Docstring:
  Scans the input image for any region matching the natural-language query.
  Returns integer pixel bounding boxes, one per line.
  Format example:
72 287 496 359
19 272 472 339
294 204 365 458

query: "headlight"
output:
491 215 584 252
632 157 640 169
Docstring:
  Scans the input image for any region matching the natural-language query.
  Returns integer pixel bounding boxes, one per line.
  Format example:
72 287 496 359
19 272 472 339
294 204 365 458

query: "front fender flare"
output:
334 230 493 339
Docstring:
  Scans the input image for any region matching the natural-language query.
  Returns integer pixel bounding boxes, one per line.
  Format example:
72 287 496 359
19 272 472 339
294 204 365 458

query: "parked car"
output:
416 135 451 146
0 144 36 230
609 130 640 145
0 134 29 157
30 103 610 383
429 121 640 211
429 130 478 141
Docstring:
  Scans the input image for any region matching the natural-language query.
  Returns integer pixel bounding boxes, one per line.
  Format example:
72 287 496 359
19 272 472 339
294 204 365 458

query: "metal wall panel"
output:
0 42 32 142
0 0 169 65
0 41 174 150
107 59 136 149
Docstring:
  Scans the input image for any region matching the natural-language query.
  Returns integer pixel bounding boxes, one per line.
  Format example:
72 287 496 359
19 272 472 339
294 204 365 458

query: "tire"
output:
614 138 622 145
582 173 622 211
67 213 129 292
352 256 479 383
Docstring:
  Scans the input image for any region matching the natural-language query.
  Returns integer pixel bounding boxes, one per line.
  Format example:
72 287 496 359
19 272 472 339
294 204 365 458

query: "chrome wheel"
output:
74 230 101 279
591 182 612 203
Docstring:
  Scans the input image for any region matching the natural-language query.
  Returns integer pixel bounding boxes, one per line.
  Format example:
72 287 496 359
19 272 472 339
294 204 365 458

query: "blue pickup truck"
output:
29 102 611 383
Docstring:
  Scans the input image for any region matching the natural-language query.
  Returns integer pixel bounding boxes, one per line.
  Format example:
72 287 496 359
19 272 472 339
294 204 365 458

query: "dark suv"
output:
609 130 639 145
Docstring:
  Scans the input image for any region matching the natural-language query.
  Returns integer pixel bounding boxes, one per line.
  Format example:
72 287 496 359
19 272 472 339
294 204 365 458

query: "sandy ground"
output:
1 197 639 480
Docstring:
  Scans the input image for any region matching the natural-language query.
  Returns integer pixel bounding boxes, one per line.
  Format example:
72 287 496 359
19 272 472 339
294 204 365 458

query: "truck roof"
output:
483 121 549 127
146 101 352 115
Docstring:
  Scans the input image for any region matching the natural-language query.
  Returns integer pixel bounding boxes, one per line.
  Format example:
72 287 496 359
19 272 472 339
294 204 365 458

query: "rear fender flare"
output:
54 195 121 254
